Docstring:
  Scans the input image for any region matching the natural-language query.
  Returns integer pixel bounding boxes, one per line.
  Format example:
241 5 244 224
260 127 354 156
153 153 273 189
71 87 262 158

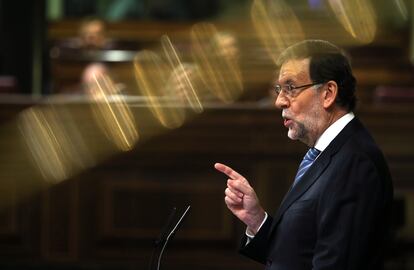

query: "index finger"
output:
214 162 244 180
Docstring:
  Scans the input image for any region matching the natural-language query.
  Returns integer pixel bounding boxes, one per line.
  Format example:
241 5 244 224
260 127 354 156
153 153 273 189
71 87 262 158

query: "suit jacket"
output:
240 118 393 270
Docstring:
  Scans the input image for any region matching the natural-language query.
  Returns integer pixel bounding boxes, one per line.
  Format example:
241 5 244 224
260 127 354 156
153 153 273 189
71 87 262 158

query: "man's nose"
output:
275 93 289 109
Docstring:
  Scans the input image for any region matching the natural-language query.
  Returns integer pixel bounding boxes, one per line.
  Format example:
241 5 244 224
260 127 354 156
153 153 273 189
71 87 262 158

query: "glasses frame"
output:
273 82 324 98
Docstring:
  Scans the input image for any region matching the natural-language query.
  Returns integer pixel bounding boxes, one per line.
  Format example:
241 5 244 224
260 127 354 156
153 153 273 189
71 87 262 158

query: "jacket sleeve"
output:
238 214 274 264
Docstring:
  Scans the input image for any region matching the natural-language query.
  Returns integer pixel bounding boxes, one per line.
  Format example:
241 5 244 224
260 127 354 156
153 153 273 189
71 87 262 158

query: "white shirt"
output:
314 112 355 152
245 112 355 240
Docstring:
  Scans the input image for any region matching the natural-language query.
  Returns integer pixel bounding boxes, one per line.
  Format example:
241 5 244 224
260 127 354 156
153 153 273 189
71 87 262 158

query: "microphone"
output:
154 207 177 247
149 205 191 270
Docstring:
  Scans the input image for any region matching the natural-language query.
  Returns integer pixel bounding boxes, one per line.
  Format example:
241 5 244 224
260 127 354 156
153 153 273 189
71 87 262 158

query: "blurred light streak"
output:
18 106 95 183
328 0 377 44
161 35 204 113
165 63 211 113
88 74 139 151
393 0 408 21
190 23 243 103
133 50 186 129
251 0 305 64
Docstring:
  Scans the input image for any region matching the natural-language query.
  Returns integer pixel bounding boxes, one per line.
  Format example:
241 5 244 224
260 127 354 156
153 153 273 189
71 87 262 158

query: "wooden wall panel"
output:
98 178 231 241
41 180 78 260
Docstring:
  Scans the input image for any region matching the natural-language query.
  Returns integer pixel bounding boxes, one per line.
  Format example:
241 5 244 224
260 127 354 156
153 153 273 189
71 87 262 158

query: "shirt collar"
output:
314 112 355 152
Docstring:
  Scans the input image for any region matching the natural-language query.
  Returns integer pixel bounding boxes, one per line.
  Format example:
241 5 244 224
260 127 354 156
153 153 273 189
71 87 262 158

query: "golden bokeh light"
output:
251 0 305 64
328 0 377 44
18 106 95 183
133 50 186 129
161 35 204 113
87 74 139 151
191 23 243 103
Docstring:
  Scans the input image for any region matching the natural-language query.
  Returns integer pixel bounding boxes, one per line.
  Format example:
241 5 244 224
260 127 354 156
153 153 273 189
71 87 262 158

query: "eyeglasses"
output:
273 82 323 98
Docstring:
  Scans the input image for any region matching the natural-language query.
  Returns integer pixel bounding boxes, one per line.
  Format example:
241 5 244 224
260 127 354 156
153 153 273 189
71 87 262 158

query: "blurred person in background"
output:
77 17 111 49
56 17 115 51
51 17 119 94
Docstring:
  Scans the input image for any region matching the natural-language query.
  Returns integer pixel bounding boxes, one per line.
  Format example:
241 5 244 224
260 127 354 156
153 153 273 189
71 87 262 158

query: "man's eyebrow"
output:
278 78 294 85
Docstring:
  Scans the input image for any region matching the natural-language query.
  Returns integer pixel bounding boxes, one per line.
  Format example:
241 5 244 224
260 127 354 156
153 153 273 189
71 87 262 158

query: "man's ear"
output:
322 80 338 109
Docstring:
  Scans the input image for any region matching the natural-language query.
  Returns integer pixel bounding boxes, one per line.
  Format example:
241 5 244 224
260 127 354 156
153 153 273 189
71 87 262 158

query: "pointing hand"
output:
214 162 266 234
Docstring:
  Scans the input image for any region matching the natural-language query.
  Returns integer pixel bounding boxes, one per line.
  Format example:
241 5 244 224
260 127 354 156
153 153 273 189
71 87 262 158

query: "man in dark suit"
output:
214 40 393 270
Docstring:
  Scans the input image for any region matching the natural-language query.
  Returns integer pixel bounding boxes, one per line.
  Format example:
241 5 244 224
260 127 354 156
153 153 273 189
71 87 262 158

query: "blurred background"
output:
0 0 414 269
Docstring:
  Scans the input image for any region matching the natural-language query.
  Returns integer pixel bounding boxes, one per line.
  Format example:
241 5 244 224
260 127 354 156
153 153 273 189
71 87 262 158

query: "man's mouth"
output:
283 118 292 128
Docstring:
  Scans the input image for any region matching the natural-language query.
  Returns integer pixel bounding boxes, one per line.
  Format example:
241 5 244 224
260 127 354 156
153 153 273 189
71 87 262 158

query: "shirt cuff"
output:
245 212 268 239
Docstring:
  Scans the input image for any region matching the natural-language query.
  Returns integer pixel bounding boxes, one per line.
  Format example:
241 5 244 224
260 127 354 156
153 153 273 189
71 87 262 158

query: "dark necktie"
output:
293 147 321 186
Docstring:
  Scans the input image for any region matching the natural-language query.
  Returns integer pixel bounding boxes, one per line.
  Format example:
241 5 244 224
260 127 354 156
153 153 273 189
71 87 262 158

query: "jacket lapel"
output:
271 118 363 229
272 151 331 227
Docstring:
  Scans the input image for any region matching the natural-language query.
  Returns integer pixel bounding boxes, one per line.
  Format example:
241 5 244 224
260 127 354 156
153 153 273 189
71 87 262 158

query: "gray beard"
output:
296 121 308 141
288 120 309 145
